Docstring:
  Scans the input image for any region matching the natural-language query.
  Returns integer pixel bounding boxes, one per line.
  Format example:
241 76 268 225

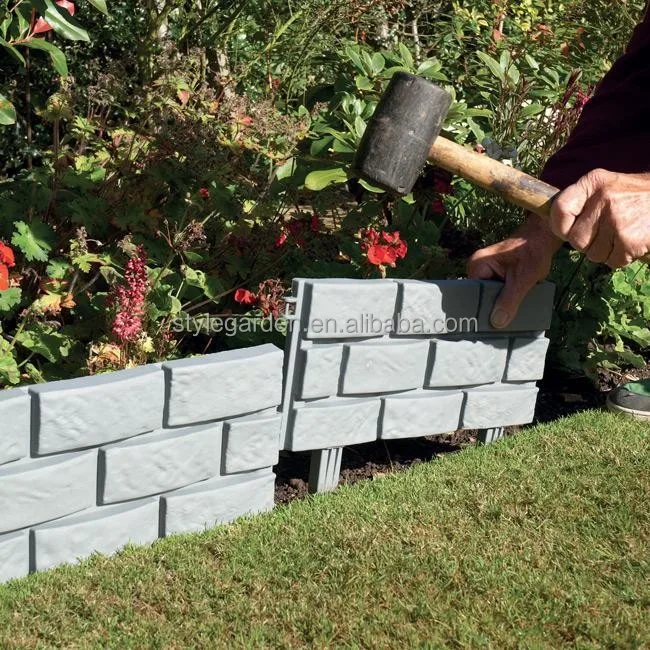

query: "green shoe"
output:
607 379 650 422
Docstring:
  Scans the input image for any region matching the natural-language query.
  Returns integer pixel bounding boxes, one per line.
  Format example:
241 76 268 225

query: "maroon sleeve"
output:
540 6 650 190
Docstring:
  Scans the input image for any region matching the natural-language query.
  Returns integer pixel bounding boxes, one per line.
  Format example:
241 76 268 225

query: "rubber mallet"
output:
352 71 560 215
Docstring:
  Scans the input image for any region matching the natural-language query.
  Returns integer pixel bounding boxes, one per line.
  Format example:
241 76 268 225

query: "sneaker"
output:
606 379 650 422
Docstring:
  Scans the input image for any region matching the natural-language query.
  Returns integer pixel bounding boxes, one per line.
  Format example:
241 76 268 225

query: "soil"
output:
274 364 649 505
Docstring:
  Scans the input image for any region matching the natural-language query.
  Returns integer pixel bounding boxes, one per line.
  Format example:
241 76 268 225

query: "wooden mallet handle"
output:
430 137 650 263
428 137 559 217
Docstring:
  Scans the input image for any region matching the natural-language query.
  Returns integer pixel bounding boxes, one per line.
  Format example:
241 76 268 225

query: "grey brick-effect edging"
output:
0 277 555 584
280 278 555 492
0 344 282 584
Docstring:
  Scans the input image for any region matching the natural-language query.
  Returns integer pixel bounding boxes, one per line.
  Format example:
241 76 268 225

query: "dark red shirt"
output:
541 6 650 189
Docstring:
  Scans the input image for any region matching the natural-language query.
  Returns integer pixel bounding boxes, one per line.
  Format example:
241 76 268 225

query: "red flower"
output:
310 215 320 233
431 199 445 214
361 229 408 268
0 265 8 291
367 245 398 266
275 231 288 248
33 0 75 35
234 289 257 306
0 242 16 268
199 187 210 200
434 178 453 195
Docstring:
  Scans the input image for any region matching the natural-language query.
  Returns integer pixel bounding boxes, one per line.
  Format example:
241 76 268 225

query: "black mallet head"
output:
352 72 452 196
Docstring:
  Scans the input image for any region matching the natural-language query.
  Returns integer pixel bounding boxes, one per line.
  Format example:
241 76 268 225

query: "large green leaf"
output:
23 39 68 76
43 0 90 41
0 93 16 125
11 220 55 262
304 168 348 191
86 0 108 15
0 288 22 313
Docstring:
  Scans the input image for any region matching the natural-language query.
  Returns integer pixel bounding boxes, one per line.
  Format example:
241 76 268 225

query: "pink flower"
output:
234 289 257 306
110 246 149 343
275 231 288 248
33 0 75 35
238 116 254 127
199 187 210 200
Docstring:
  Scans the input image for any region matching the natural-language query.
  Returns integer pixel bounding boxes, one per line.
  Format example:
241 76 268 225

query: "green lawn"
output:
1 411 648 649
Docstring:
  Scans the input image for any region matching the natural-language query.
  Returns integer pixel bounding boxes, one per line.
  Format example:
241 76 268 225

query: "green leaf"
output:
86 0 108 14
0 93 16 125
16 326 72 363
358 179 385 194
304 168 348 191
43 0 90 41
354 115 366 139
345 45 364 73
0 288 22 313
477 51 505 84
0 38 26 65
0 351 20 385
275 157 296 181
521 103 544 118
370 52 385 75
355 75 373 91
398 43 413 70
23 39 68 76
11 220 55 262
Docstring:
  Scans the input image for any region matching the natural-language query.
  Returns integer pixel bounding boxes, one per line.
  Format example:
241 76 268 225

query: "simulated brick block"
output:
505 337 550 382
99 424 222 504
0 531 29 583
0 388 29 466
477 281 555 332
341 340 429 395
462 385 539 429
298 344 343 400
164 345 283 427
395 280 480 335
162 469 275 537
303 279 398 339
0 451 96 534
426 339 509 388
30 365 164 456
380 390 464 440
31 499 159 572
222 412 281 474
287 398 380 451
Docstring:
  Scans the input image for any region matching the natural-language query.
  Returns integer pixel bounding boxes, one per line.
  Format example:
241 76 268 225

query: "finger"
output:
606 242 633 269
566 193 603 252
549 172 599 240
467 250 504 281
584 218 614 264
490 266 538 329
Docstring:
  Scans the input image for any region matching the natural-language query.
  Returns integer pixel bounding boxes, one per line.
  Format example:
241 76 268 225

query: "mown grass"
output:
0 410 648 649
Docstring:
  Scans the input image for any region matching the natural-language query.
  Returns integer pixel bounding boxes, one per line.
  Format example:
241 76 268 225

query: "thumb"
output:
490 269 537 329
549 169 603 240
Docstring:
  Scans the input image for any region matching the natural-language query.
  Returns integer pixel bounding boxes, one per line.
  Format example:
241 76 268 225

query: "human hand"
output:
467 215 562 328
549 169 650 268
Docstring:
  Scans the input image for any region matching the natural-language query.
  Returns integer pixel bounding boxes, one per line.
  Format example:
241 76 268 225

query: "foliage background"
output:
0 0 647 387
